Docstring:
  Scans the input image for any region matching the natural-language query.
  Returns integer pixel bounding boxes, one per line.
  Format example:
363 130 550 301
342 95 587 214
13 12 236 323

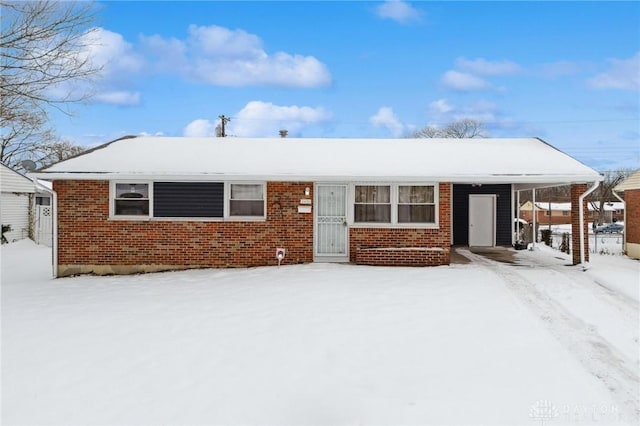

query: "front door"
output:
315 184 348 260
469 194 496 247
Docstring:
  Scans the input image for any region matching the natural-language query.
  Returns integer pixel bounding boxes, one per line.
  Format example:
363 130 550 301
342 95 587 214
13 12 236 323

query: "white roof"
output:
35 136 603 184
615 170 640 191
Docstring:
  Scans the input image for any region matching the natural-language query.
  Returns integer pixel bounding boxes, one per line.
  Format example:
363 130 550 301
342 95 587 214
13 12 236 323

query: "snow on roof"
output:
615 169 640 191
35 136 603 183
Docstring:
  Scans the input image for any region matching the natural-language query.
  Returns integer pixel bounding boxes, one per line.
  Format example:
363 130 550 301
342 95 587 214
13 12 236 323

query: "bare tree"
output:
588 169 633 226
410 118 487 139
0 0 99 167
37 139 85 166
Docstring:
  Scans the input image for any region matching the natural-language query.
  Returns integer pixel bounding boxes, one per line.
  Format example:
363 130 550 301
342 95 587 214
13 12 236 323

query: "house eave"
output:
31 171 604 185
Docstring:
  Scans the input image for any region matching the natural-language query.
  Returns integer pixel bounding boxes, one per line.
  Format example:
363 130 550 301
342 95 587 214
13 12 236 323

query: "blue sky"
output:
52 0 639 172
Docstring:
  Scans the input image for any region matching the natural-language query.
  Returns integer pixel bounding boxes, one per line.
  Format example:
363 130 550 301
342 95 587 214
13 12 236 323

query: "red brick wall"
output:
625 189 640 244
54 180 314 275
349 183 451 266
520 210 572 225
570 184 590 264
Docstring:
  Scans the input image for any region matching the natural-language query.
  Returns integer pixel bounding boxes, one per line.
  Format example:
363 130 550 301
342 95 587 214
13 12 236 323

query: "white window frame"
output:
353 184 392 225
397 184 438 225
224 182 267 221
349 183 439 228
110 181 153 220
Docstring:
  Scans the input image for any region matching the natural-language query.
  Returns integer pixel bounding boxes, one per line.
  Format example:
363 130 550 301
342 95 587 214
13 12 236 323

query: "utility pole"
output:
218 115 230 137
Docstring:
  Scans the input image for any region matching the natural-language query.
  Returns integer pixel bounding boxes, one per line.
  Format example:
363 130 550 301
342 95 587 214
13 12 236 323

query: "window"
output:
229 184 265 217
398 185 435 223
154 182 223 218
35 196 51 206
114 183 149 216
352 184 438 226
354 185 391 223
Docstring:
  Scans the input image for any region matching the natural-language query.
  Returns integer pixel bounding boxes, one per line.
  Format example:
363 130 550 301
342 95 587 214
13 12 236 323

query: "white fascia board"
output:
32 172 604 184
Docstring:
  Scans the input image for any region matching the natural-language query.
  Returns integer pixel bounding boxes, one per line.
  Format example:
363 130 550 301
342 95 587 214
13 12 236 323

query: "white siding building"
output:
1 163 52 244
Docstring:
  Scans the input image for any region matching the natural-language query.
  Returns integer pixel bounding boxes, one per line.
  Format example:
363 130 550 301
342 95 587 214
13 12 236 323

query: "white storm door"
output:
469 194 496 247
315 184 348 258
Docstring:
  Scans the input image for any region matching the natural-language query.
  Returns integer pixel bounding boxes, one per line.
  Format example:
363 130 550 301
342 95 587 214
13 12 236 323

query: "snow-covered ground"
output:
2 240 638 425
540 224 625 256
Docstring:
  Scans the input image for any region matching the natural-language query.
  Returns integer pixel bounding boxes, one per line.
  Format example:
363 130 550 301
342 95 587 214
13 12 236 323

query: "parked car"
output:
595 223 624 234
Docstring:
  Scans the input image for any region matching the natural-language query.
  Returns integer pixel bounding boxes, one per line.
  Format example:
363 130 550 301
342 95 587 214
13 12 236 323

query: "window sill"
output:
108 216 267 223
350 223 439 229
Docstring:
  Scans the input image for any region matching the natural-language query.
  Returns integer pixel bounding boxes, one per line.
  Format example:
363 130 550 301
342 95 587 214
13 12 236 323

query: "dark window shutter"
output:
154 182 224 217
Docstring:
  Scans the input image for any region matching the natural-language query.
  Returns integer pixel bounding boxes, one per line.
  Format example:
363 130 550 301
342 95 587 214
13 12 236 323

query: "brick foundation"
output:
355 247 448 266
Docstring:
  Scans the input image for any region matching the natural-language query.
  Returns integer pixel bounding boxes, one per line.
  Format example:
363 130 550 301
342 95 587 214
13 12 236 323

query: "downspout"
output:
532 188 536 247
579 181 600 265
612 189 626 253
511 186 515 245
516 190 521 242
52 189 58 278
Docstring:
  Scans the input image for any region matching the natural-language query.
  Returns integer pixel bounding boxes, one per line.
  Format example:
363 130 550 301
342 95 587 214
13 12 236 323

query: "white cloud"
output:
453 100 499 123
83 27 145 75
229 101 332 137
455 57 521 76
424 98 517 133
369 107 405 137
429 99 454 114
588 52 640 91
441 70 491 91
538 61 582 78
93 91 141 106
64 27 146 105
141 25 332 88
183 119 218 137
376 0 422 24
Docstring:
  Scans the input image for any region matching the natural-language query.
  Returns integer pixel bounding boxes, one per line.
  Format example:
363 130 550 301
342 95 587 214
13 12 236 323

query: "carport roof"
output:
35 136 603 184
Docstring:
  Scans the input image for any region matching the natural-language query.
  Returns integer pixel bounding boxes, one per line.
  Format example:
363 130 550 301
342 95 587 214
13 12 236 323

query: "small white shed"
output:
1 162 52 245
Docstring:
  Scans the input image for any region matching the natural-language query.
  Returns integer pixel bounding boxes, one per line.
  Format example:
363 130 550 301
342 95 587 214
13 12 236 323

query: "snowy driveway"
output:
2 241 638 425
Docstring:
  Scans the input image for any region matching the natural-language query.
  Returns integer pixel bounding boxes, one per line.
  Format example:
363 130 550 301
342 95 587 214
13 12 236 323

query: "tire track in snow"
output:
458 249 640 422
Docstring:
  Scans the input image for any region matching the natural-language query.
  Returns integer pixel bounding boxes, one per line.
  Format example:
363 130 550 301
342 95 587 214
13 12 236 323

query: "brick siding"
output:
54 180 314 276
625 189 640 244
349 183 451 266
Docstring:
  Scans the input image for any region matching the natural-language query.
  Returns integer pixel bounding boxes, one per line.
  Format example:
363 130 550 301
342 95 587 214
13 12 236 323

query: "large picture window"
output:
114 183 149 216
398 185 435 223
354 185 391 223
229 184 265 217
352 183 437 226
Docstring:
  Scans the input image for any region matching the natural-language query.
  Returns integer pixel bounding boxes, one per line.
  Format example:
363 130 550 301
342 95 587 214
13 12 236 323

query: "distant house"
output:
1 162 53 245
520 201 624 225
33 136 603 277
614 170 640 260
